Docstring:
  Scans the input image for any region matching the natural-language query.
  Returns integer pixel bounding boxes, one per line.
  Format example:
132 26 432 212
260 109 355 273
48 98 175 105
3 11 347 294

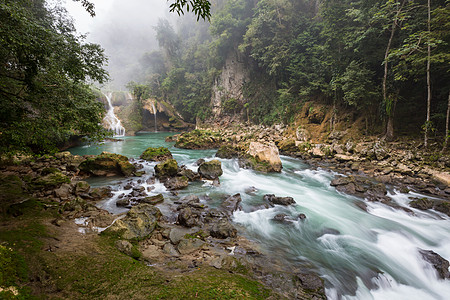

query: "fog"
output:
64 0 175 89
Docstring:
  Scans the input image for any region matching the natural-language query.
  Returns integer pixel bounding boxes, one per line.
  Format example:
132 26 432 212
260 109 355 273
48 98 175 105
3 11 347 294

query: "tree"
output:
0 0 108 154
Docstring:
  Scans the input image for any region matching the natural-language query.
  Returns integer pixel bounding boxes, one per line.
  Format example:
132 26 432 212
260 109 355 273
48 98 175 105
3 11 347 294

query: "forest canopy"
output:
0 0 109 154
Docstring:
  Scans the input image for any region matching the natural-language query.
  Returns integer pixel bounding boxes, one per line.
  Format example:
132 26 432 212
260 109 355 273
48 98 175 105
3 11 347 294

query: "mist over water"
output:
69 133 450 300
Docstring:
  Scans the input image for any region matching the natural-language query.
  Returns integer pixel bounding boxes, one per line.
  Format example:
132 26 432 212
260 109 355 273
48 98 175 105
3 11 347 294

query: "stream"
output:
69 132 450 300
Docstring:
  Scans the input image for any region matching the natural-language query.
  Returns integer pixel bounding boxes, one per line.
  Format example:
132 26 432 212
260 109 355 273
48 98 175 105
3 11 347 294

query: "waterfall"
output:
103 92 125 136
151 101 157 132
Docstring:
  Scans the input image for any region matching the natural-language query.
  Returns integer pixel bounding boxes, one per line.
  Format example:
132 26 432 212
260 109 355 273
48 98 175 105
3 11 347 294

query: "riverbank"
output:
1 129 449 299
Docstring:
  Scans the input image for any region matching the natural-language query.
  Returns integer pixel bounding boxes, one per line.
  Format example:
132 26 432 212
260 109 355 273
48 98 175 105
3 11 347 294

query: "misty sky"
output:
64 0 174 89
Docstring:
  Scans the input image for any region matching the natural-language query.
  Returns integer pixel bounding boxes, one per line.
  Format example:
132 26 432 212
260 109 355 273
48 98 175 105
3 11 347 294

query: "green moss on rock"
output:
140 147 172 161
175 129 224 149
79 152 136 177
154 159 178 179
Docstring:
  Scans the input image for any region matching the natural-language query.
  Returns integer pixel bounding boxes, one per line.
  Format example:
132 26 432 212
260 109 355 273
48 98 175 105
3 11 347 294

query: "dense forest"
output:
129 0 450 145
1 0 449 155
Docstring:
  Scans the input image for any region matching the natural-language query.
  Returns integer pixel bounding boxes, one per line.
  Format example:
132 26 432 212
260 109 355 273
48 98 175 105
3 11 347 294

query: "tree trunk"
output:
441 91 450 153
425 0 432 148
383 0 406 141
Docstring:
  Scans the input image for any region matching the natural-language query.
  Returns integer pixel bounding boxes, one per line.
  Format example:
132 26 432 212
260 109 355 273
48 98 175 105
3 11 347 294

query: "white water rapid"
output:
103 92 125 136
69 134 450 300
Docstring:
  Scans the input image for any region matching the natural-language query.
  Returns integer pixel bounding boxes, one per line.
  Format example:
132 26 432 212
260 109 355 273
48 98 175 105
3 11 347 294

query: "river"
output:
69 132 450 300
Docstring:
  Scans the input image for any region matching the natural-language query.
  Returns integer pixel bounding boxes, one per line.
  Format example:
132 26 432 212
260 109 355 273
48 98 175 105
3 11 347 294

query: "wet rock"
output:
195 158 205 166
116 198 131 208
198 160 223 180
104 204 161 239
142 194 164 205
295 272 325 295
79 152 136 177
124 183 133 190
433 200 450 216
154 159 178 180
272 213 289 223
264 194 296 206
164 176 189 190
298 213 307 220
409 197 434 210
330 176 354 186
221 194 242 215
140 147 172 162
419 249 450 279
210 218 237 239
178 167 200 181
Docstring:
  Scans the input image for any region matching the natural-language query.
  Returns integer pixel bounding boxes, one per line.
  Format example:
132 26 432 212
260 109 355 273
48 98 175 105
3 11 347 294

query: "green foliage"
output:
0 0 108 155
222 97 240 113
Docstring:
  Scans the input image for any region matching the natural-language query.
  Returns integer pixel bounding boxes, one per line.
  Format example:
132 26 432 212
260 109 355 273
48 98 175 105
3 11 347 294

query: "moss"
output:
79 152 136 177
175 129 224 149
140 147 172 161
154 159 178 178
30 171 70 189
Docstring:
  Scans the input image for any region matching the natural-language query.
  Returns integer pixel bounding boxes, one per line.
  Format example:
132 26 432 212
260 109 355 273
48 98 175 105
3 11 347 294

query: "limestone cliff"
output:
211 50 249 117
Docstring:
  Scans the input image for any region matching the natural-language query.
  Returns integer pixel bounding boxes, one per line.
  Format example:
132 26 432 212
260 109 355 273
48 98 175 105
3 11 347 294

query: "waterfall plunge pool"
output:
69 132 450 300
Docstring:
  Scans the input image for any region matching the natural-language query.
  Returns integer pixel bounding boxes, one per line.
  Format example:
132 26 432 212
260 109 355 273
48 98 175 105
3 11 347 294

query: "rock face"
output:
79 152 136 177
198 160 223 180
210 50 249 117
246 142 282 173
105 204 161 239
140 147 172 161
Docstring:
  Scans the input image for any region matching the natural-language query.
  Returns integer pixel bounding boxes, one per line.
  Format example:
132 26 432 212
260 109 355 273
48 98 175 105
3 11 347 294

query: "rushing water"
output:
69 132 450 300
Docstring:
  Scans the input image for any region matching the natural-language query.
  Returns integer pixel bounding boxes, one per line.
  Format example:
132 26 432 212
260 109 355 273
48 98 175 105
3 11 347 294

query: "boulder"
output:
104 204 161 239
278 139 298 153
221 194 242 215
178 207 203 228
89 186 112 200
264 194 296 206
215 145 241 159
140 147 172 161
31 170 70 189
53 183 72 200
178 167 200 181
210 218 237 239
433 201 450 216
177 238 205 254
154 159 178 180
246 142 282 173
74 181 90 195
79 152 136 177
198 160 223 180
409 198 434 210
419 249 450 279
164 176 189 190
141 194 164 205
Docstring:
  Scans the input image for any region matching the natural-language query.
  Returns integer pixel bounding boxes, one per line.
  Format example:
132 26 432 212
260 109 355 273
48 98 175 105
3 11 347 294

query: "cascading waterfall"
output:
151 101 157 132
68 133 450 300
103 92 125 136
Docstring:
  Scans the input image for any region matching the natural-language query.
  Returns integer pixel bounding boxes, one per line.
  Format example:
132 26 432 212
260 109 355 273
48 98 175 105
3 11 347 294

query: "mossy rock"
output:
238 155 278 173
198 160 223 180
31 171 70 189
175 129 224 150
79 152 136 177
104 204 161 240
215 145 242 159
277 139 298 153
154 159 178 179
409 198 434 210
140 147 172 162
